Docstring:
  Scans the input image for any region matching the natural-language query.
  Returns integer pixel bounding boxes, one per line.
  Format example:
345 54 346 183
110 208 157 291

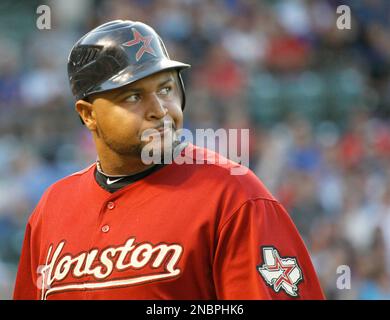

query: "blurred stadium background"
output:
0 0 390 299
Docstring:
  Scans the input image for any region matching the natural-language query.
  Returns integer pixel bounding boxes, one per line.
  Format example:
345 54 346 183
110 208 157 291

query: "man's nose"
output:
145 93 168 120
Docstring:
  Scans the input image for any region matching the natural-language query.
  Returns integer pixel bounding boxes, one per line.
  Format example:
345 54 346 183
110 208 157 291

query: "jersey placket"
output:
80 193 120 299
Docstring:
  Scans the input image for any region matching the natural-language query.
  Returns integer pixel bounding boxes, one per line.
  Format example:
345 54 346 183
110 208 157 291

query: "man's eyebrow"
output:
113 77 175 98
157 77 175 88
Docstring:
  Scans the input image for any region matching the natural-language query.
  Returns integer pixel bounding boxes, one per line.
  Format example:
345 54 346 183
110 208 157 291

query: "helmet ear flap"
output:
176 71 187 111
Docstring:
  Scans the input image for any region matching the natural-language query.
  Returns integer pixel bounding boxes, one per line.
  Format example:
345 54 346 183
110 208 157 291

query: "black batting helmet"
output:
67 20 190 109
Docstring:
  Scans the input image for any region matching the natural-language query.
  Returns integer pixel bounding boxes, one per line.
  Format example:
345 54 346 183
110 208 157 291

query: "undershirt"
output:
94 163 165 193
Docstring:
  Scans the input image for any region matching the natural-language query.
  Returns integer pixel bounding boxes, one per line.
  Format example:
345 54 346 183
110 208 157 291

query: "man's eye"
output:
159 87 171 95
124 94 140 102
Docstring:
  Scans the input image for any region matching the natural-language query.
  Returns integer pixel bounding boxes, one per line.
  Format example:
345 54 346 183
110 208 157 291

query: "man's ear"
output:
75 100 97 130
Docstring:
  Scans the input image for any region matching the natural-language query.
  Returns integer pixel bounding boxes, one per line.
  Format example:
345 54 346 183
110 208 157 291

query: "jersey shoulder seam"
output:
217 197 280 235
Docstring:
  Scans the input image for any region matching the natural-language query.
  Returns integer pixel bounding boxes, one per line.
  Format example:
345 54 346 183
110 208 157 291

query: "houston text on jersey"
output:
38 237 183 300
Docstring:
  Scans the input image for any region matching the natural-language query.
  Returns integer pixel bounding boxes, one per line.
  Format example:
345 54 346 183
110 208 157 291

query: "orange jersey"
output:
14 144 324 300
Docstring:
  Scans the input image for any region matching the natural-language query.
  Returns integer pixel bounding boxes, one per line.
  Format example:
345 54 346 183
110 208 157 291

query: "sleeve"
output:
13 221 40 300
213 198 325 300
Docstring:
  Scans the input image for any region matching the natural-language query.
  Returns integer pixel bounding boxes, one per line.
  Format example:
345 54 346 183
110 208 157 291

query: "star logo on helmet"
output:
122 28 157 62
257 247 303 297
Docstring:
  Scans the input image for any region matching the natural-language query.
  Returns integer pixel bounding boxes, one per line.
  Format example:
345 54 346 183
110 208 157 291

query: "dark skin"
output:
75 70 183 176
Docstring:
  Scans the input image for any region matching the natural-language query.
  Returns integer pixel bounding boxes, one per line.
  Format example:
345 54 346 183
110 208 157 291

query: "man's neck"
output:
95 146 154 176
97 157 155 176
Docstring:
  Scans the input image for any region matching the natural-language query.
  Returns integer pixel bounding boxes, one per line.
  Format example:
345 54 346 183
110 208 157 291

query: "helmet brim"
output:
83 59 190 99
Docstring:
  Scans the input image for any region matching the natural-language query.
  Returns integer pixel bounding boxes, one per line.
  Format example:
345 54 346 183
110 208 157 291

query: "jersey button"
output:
107 202 115 210
101 225 110 233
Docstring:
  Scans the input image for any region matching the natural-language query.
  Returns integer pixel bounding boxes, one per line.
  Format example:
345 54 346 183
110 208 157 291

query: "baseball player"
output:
14 20 324 300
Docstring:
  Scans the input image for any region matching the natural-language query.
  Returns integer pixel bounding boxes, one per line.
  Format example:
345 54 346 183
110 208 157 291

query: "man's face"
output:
80 70 183 159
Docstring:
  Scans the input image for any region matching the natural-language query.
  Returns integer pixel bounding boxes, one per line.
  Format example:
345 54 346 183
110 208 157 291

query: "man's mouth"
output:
157 127 171 136
142 123 175 140
153 122 175 133
155 122 176 131
156 126 169 133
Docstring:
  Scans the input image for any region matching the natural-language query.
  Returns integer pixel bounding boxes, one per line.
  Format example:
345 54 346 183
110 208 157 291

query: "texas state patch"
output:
257 246 303 297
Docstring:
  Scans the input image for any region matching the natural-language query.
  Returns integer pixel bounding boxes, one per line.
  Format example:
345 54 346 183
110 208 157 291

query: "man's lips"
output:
156 126 168 132
142 124 175 138
155 123 175 131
